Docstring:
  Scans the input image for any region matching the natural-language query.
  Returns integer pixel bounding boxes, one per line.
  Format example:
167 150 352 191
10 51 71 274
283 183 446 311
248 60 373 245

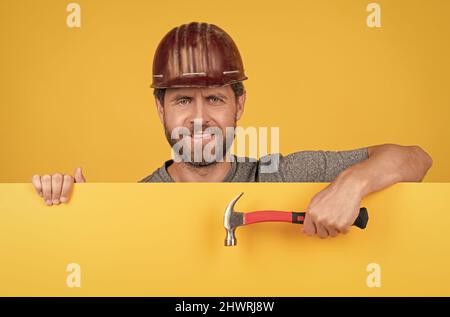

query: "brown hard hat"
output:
151 22 248 88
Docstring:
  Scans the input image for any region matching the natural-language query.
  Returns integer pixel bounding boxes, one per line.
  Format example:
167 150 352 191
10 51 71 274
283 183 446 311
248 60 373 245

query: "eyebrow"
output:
207 93 228 100
169 92 228 102
170 94 193 102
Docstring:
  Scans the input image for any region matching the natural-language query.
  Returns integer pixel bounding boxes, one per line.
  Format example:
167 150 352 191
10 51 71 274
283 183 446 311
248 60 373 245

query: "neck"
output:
167 160 231 182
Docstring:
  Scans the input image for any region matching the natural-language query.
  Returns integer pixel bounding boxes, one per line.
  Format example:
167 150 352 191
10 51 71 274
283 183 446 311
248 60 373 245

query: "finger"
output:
328 227 340 238
51 173 63 204
31 175 43 197
74 167 86 183
337 225 349 235
302 214 316 236
60 175 74 203
41 174 52 206
316 223 329 239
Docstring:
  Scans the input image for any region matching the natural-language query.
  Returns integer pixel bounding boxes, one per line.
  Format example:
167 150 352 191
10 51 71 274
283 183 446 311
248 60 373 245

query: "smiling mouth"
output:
193 133 213 139
184 133 216 141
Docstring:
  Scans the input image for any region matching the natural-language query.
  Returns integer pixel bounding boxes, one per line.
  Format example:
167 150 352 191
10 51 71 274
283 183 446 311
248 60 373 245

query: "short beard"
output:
164 121 235 167
187 160 217 168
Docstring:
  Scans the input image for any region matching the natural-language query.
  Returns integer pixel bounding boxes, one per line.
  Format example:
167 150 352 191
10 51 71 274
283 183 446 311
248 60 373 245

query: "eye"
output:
177 98 190 106
208 96 223 103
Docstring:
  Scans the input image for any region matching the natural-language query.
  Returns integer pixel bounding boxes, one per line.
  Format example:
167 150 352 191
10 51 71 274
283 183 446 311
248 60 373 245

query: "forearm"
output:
335 144 433 197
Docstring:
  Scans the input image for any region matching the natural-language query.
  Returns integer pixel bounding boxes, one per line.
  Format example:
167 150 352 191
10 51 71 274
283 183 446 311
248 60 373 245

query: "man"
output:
31 22 433 238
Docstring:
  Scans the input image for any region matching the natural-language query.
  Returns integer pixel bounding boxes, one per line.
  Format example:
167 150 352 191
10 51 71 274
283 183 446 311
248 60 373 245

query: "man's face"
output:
155 85 246 166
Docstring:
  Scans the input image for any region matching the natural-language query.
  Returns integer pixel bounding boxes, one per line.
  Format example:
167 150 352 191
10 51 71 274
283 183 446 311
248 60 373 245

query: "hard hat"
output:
151 22 248 88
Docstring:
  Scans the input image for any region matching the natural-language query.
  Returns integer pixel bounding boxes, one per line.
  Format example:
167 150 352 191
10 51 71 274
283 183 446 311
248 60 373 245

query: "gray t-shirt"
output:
139 147 369 182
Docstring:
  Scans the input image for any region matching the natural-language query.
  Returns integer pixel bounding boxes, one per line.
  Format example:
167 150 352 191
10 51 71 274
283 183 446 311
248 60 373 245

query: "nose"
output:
189 99 211 126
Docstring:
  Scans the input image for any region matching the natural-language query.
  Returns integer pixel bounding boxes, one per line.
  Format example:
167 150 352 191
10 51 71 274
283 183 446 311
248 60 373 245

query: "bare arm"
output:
303 144 433 238
339 143 433 197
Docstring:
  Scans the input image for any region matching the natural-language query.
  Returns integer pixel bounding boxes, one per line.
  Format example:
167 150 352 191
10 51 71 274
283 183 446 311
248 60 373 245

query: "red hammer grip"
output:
243 208 368 229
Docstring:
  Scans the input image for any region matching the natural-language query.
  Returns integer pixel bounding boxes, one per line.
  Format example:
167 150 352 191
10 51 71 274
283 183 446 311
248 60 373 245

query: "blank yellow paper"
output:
0 183 449 296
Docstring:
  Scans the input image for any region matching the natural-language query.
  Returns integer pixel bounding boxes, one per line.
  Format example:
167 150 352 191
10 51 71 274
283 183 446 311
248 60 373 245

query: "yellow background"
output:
0 0 449 182
1 183 449 296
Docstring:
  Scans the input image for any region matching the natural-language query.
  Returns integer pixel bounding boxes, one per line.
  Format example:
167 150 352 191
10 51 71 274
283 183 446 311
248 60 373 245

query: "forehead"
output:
165 85 233 96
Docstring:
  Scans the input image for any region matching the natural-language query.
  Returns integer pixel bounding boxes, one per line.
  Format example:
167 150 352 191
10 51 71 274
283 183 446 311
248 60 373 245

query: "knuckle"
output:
52 173 63 180
337 222 349 231
336 225 345 232
308 209 318 218
322 219 333 227
329 221 339 229
63 174 74 182
308 211 318 221
315 216 326 225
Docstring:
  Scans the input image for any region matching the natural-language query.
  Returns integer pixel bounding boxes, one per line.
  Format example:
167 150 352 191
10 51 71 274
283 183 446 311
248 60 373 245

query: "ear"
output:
235 90 246 121
155 96 164 124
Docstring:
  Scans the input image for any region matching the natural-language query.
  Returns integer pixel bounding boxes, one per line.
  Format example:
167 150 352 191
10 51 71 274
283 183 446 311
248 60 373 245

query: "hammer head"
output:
223 192 244 246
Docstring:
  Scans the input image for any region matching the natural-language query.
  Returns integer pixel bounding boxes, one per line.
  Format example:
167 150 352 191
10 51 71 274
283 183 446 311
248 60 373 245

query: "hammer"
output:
223 192 369 246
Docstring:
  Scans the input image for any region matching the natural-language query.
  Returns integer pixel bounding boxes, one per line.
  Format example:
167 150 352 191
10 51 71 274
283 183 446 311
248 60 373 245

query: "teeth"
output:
193 133 212 139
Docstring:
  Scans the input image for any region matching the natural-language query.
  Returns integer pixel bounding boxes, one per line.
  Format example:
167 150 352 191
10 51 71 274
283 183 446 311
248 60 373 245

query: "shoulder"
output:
139 170 164 182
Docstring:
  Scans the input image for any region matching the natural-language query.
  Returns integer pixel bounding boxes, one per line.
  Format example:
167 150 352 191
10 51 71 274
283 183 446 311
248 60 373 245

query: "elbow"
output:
410 145 433 181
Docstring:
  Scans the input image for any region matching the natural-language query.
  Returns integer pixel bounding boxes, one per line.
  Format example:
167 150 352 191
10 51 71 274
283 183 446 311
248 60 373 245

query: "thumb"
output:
74 167 86 183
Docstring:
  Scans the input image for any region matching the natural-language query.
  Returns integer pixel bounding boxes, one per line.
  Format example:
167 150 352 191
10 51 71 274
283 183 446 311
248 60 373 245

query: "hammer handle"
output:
244 207 368 229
